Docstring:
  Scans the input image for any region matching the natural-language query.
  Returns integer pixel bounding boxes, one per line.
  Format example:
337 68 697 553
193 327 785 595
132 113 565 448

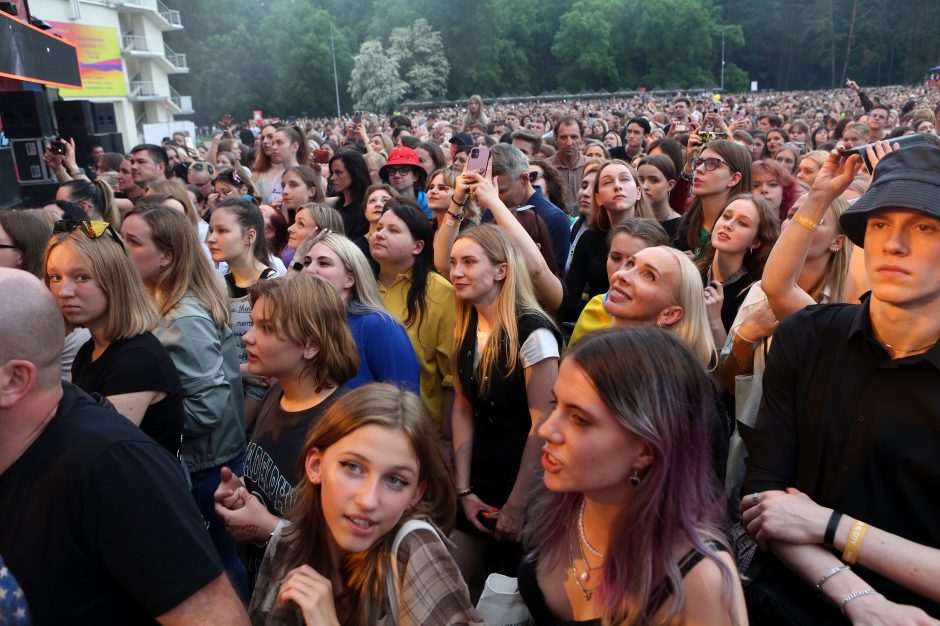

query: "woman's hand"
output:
494 499 524 543
738 300 779 343
62 137 80 173
809 145 863 200
844 594 940 626
863 140 901 180
291 226 331 267
740 488 830 551
703 280 725 326
459 493 496 535
277 565 342 626
464 171 502 212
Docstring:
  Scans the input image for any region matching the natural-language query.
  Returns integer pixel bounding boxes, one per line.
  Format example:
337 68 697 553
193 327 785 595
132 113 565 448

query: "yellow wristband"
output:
792 212 819 231
842 520 868 564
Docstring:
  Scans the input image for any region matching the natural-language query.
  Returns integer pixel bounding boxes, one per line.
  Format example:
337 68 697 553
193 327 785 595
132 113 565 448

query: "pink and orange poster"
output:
47 21 126 97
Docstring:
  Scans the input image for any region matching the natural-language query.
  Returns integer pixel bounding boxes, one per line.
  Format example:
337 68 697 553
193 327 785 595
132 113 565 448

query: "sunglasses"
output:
189 161 215 175
528 171 541 182
53 219 126 253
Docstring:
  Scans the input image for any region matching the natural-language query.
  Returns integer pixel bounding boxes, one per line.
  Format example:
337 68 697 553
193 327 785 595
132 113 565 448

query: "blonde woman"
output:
120 205 248 597
449 224 561 599
45 220 184 456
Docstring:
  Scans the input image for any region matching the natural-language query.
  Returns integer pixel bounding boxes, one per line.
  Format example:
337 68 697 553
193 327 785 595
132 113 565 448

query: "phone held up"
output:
466 146 489 176
50 136 69 155
841 133 927 173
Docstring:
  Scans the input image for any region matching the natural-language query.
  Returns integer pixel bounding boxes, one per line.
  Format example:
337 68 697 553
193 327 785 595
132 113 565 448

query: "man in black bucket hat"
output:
737 142 940 625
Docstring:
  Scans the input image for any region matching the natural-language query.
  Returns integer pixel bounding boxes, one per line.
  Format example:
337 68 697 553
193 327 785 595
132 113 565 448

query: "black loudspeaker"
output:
93 103 117 133
10 137 56 184
54 100 95 134
0 91 56 138
0 147 22 210
71 132 125 164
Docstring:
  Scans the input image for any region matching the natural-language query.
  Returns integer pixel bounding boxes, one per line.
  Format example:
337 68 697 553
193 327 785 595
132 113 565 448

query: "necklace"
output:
875 336 938 354
567 528 597 601
578 498 605 558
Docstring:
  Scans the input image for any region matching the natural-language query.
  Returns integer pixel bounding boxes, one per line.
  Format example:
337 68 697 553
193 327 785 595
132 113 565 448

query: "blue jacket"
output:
346 308 420 393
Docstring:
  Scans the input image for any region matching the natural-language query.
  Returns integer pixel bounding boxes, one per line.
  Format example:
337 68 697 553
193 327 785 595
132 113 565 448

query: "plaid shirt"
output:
249 521 483 626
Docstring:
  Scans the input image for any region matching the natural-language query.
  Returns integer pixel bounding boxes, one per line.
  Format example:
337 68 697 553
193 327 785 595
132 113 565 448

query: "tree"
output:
349 40 407 112
388 19 450 100
551 0 623 91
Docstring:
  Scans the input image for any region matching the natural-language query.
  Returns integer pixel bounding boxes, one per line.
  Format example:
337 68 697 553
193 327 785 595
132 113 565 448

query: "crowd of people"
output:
1 80 939 625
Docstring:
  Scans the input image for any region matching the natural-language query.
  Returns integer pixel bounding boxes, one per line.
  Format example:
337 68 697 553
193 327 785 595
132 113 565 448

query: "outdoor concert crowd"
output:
1 80 939 626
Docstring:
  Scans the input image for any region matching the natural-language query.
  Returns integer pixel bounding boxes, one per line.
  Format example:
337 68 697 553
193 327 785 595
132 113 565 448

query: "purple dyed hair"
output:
527 327 735 625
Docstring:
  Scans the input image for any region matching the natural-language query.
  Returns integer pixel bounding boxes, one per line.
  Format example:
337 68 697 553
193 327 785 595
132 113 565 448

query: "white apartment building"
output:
29 0 193 145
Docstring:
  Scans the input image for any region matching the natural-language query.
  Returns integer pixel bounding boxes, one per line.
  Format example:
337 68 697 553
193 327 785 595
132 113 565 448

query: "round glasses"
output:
692 156 736 172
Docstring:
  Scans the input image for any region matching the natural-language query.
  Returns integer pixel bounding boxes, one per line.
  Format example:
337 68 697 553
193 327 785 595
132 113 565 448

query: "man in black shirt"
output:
739 145 940 624
0 269 248 625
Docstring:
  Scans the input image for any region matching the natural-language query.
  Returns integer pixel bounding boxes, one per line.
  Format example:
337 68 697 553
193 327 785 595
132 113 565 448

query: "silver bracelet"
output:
815 565 850 593
841 588 881 614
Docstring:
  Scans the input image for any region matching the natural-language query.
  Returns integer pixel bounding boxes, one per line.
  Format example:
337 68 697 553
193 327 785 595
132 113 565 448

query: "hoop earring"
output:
629 469 642 487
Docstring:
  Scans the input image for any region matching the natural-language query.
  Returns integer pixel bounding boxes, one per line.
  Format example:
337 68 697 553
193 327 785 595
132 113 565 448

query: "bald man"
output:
0 269 248 625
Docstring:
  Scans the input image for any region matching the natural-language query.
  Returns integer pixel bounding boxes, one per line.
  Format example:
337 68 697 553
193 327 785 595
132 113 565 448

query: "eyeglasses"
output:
528 171 540 182
692 156 736 172
386 166 415 176
53 218 126 253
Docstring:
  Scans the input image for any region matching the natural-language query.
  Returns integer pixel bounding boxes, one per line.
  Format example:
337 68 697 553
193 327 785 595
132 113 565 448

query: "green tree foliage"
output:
349 40 408 112
163 0 940 122
388 19 450 100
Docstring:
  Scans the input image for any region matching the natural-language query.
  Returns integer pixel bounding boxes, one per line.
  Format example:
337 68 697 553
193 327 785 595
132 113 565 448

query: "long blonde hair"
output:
44 230 158 341
659 247 717 370
131 206 230 327
452 224 557 395
317 233 387 313
809 197 851 304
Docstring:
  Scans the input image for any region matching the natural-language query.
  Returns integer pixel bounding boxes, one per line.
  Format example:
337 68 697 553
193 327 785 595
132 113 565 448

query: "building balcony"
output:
104 0 183 31
163 44 188 73
169 86 194 114
128 80 163 101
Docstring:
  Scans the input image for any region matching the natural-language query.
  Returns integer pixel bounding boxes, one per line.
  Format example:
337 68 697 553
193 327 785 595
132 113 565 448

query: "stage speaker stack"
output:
0 91 57 203
54 99 124 161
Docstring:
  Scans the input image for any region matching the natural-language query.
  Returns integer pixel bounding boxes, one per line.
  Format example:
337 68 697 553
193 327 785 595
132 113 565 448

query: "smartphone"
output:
842 133 927 173
312 149 331 164
672 121 689 134
50 137 68 155
476 510 498 532
734 109 746 120
353 111 363 124
466 145 489 176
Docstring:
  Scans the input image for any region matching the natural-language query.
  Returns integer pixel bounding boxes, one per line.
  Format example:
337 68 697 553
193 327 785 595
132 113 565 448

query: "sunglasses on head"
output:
53 218 126 253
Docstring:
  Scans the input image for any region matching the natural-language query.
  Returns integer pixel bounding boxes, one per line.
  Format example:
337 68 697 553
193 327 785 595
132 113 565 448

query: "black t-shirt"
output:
242 382 348 582
339 199 369 240
562 228 609 324
71 332 185 456
0 383 223 624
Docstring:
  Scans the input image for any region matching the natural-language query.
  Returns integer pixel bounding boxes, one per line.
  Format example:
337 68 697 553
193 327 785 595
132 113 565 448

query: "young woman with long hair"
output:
214 274 359 587
251 122 285 200
328 151 372 240
119 205 248 597
299 233 418 391
44 223 184 456
525 327 745 625
279 165 325 224
675 139 752 254
266 126 309 206
637 154 682 238
695 194 781 345
370 201 455 431
350 183 399 268
207 197 277 426
569 219 671 346
0 210 52 278
56 178 120 226
425 167 480 232
449 224 561 599
564 160 652 324
248 384 482 625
